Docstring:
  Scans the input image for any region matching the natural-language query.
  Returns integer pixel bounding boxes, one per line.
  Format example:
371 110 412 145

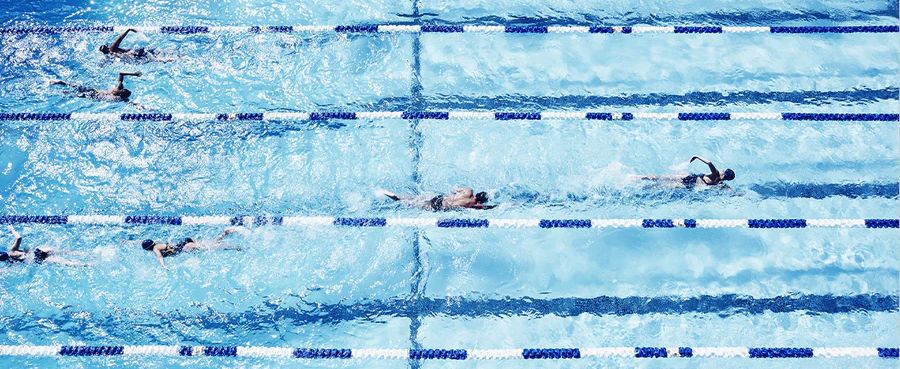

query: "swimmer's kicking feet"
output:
380 188 496 211
0 225 92 266
141 227 243 269
638 156 735 189
100 28 172 62
51 71 141 103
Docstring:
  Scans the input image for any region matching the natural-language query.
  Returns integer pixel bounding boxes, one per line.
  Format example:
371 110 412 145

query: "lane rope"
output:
0 112 898 122
1 25 898 35
0 345 896 359
0 216 897 229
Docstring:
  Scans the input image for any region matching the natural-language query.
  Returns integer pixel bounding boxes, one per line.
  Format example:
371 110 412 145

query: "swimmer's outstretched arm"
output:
109 29 137 52
116 71 141 89
214 227 240 242
690 156 720 176
50 80 81 88
635 175 683 181
377 189 402 201
7 225 22 252
378 190 435 209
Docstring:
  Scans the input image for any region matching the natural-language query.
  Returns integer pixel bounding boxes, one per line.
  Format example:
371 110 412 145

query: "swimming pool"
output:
0 0 898 368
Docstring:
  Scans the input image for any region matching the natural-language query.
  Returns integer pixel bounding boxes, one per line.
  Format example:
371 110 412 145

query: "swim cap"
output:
118 89 132 100
141 239 155 251
0 251 7 262
475 191 489 204
723 169 735 181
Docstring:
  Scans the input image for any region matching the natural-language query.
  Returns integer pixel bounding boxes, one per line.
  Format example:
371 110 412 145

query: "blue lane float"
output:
749 347 814 358
1 24 898 34
1 111 897 122
409 349 468 360
0 345 895 359
293 348 352 359
523 348 582 359
635 347 670 358
59 346 124 356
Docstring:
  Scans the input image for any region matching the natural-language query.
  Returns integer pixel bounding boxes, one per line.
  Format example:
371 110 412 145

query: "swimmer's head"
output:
723 169 735 181
141 239 155 251
475 191 489 204
0 251 8 262
116 88 132 100
99 45 110 54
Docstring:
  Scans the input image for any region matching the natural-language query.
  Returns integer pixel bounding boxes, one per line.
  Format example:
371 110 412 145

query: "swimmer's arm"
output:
7 225 22 252
691 156 720 176
473 204 497 210
109 29 136 51
116 71 141 89
453 188 473 197
50 80 81 89
638 175 683 181
380 190 401 201
215 227 239 242
153 248 167 268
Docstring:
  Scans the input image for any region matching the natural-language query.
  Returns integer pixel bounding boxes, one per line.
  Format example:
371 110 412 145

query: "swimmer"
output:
50 71 141 102
141 227 242 269
379 188 496 211
100 28 171 62
0 225 25 264
639 156 735 189
1 225 91 266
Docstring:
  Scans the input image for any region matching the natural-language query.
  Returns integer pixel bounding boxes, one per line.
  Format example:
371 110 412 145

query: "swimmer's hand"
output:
7 225 20 239
376 189 400 201
690 156 711 164
223 226 247 236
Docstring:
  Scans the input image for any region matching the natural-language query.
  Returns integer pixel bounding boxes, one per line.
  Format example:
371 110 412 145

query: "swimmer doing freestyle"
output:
1 225 92 266
639 156 735 189
51 71 141 102
100 28 172 62
379 187 496 211
141 227 242 269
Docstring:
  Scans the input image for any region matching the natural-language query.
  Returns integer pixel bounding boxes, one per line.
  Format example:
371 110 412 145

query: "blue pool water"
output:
0 0 898 368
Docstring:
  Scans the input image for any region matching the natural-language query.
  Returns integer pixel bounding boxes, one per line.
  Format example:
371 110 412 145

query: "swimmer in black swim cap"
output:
638 156 735 189
99 28 173 62
141 227 243 269
50 71 141 102
379 187 496 211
